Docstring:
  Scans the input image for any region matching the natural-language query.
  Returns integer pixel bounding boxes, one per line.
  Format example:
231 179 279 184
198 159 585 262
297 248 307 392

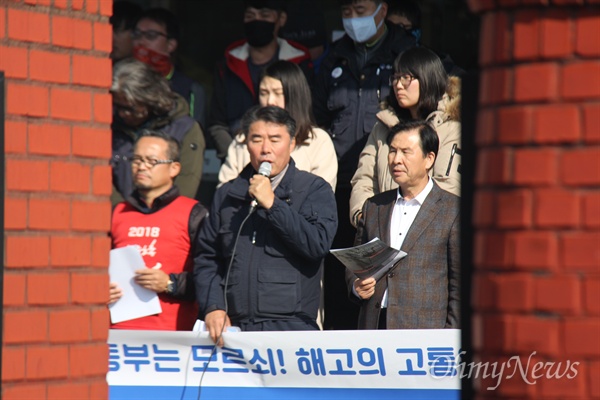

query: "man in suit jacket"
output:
347 120 460 330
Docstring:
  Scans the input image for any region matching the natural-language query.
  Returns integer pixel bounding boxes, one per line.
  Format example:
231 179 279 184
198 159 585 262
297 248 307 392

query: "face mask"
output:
244 20 276 48
342 3 384 43
133 45 172 77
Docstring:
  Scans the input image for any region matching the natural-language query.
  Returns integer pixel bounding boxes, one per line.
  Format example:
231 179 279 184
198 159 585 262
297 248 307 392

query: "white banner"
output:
108 329 461 399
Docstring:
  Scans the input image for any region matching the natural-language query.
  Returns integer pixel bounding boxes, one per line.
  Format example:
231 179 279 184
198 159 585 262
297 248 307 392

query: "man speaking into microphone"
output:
194 106 338 344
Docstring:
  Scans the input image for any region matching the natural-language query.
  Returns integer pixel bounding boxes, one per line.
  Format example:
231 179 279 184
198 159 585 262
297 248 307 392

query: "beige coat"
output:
218 127 338 190
349 76 462 227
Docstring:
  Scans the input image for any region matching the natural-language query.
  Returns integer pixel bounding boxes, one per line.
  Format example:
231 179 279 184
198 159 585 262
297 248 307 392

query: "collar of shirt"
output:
270 163 289 192
390 178 433 249
395 177 434 205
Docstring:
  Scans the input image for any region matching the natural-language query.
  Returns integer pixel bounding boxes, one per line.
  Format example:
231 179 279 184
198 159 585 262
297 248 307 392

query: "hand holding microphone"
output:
249 162 273 212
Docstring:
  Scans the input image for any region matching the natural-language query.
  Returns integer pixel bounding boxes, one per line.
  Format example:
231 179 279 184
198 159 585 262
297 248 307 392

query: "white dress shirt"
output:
381 178 434 307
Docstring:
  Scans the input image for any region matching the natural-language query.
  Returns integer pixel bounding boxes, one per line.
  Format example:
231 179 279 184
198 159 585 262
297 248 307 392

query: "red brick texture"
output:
2 1 112 398
469 1 600 399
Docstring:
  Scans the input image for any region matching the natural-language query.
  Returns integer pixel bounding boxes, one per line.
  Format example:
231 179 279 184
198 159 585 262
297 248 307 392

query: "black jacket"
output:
313 23 415 186
194 160 338 324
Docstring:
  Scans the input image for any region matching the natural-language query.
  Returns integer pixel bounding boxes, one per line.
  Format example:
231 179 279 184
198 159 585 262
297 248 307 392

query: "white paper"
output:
108 246 162 324
330 237 407 281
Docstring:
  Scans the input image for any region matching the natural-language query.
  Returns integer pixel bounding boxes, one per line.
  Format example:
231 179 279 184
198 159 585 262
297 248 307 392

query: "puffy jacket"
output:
349 76 462 227
312 22 415 186
207 38 312 159
194 160 338 324
217 127 337 190
111 93 206 205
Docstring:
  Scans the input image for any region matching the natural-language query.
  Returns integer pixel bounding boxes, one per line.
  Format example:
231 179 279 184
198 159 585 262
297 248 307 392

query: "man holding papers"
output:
348 120 460 330
109 130 208 330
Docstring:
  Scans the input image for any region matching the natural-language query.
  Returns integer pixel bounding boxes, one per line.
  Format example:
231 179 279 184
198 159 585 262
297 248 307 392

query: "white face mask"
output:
342 3 384 43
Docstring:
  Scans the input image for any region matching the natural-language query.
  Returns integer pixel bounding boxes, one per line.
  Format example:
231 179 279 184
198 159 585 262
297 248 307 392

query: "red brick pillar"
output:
468 0 600 398
1 1 113 398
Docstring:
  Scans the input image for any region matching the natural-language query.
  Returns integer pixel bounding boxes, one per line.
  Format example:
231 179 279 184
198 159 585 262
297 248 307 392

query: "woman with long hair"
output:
218 60 337 190
349 47 461 227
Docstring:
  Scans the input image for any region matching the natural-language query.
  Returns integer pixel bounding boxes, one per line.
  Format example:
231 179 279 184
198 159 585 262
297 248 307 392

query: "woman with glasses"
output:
111 58 205 205
349 47 461 227
217 60 337 191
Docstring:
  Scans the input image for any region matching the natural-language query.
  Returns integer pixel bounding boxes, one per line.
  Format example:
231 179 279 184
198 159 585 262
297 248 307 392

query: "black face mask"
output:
244 20 276 48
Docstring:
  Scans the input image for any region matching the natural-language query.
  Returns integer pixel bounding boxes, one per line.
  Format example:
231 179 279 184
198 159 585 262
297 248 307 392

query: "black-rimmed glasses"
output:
389 73 416 89
130 156 174 168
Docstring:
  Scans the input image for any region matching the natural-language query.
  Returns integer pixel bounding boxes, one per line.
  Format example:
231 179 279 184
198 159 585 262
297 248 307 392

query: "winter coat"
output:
194 160 338 324
349 76 462 227
312 22 415 186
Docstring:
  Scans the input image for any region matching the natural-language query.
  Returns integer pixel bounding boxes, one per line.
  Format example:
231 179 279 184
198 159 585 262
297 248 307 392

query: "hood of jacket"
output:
224 38 311 94
432 75 461 123
375 108 400 129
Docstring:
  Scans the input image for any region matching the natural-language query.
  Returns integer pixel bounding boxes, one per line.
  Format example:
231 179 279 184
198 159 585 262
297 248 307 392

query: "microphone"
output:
249 161 272 213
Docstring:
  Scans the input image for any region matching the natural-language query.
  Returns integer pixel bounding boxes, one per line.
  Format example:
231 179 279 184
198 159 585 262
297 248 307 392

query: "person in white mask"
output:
312 0 415 330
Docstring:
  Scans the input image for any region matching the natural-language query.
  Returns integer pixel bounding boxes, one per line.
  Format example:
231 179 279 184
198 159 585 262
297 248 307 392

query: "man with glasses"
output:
207 0 312 160
111 58 205 205
133 8 208 129
109 131 208 331
312 0 414 330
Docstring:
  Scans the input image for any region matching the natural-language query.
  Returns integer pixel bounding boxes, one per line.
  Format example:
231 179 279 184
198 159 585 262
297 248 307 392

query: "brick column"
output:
468 1 600 398
1 1 113 399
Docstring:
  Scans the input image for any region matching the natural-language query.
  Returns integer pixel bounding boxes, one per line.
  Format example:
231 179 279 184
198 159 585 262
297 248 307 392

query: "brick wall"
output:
1 0 113 398
468 0 600 398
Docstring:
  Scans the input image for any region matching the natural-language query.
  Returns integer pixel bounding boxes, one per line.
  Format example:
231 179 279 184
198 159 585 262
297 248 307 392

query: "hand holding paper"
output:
330 237 407 281
108 246 162 324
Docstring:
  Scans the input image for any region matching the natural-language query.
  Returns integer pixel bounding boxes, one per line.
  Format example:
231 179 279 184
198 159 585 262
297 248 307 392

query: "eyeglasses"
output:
130 156 174 168
389 73 416 89
132 29 168 41
114 104 147 118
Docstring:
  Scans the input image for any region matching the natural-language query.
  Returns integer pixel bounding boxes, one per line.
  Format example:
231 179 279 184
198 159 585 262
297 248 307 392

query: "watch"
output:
165 279 174 294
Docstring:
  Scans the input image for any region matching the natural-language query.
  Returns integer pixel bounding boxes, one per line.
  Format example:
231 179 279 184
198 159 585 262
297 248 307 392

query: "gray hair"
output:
111 58 176 115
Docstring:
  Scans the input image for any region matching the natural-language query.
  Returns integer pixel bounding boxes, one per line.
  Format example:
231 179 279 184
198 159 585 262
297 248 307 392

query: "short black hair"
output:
137 8 180 41
241 106 297 139
387 0 421 28
110 1 142 31
244 0 287 12
135 130 181 162
339 0 383 7
387 120 439 163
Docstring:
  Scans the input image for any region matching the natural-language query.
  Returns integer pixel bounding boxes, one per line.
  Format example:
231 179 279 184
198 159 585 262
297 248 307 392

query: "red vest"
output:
111 196 198 331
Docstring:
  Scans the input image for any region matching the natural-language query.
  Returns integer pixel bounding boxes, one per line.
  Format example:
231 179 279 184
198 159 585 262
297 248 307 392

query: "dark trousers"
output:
378 309 387 330
236 318 319 332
